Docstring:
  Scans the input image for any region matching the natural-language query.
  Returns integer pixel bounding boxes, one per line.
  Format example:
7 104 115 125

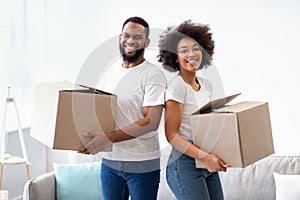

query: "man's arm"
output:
108 105 163 142
78 105 163 154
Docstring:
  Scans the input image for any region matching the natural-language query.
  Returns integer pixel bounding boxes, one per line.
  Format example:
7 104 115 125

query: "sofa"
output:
23 155 300 200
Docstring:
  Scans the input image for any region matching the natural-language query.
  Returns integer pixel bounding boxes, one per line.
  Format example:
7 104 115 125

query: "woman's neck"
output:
179 70 200 91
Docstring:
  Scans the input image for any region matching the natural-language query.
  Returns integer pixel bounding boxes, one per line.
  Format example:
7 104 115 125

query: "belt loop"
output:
120 161 125 173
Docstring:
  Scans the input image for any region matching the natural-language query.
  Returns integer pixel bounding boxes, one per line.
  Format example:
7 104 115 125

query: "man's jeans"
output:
100 158 160 200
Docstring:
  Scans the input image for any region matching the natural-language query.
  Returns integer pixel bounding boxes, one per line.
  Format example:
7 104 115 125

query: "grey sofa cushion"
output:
219 156 300 200
23 172 56 200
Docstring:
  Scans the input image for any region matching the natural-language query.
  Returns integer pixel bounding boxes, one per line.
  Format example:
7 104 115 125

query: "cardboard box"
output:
191 95 274 168
30 82 117 151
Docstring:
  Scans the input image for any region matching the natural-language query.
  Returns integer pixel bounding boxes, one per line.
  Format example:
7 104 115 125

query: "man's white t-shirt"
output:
165 73 212 141
98 59 167 161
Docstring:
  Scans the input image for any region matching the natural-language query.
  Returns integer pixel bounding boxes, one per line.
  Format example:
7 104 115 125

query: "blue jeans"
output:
166 148 224 200
100 158 160 200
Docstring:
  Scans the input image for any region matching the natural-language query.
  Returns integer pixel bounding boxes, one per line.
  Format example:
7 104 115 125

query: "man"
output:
78 16 166 200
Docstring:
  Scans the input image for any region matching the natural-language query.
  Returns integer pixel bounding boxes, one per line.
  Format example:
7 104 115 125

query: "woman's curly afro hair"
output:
157 20 215 72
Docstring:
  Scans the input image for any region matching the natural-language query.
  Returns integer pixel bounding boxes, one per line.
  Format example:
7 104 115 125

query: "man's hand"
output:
78 132 112 155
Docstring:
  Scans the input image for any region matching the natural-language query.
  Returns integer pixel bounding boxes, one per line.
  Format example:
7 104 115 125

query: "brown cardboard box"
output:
191 96 274 168
30 82 117 151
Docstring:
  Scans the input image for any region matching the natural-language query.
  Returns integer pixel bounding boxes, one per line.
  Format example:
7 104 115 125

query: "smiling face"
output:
177 37 202 73
119 21 149 63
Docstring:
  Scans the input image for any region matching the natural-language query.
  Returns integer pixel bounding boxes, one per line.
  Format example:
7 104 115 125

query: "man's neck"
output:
122 57 145 68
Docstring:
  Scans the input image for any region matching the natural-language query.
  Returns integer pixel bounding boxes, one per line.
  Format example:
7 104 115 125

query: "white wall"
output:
1 128 45 199
1 0 300 167
34 0 300 155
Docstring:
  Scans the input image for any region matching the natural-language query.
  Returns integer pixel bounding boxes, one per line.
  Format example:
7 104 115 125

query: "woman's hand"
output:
200 153 230 172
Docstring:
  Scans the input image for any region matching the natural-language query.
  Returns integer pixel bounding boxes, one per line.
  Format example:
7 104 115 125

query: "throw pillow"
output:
273 172 300 200
54 162 102 200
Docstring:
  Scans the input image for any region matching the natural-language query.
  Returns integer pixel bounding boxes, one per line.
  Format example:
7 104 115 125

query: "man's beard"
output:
119 44 145 63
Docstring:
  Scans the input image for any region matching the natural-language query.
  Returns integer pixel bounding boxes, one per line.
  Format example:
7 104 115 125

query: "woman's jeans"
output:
166 148 224 200
100 158 160 200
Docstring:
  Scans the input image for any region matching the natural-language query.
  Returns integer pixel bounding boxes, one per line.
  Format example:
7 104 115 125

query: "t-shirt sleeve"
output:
143 70 167 107
165 77 186 104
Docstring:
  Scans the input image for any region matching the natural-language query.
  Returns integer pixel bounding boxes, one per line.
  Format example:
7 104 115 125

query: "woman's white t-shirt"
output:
98 59 167 161
165 73 212 140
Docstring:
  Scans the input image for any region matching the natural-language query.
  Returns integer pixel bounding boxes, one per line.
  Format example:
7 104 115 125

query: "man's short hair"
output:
122 16 149 38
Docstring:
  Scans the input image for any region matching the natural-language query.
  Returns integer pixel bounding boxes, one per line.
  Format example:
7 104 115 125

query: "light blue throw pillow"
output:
54 162 102 200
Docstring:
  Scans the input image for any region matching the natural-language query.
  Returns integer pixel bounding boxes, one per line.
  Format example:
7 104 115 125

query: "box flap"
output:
73 84 115 96
193 93 241 114
215 101 266 113
33 81 114 95
36 81 82 90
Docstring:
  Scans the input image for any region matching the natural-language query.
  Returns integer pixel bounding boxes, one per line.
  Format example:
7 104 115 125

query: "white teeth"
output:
125 44 137 50
186 59 197 64
126 46 136 50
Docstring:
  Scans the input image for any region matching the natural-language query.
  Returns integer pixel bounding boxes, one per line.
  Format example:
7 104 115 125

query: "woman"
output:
158 20 229 200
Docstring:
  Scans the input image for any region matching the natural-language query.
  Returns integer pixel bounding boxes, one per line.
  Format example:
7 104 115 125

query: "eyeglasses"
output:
177 45 202 56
